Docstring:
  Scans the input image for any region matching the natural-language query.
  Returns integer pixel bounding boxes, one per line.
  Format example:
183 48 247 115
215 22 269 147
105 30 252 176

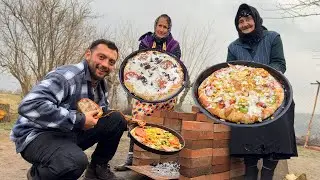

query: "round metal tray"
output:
129 123 185 155
119 49 189 103
192 60 293 128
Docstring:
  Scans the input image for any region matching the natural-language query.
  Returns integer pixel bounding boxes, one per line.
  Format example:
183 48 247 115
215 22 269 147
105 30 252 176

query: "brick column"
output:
132 107 245 180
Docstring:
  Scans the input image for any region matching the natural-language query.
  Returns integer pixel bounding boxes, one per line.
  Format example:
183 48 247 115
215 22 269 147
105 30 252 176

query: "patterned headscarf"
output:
153 14 172 40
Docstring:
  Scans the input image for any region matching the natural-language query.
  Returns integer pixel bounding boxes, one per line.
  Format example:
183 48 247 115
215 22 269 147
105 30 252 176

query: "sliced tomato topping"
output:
229 99 236 104
134 127 146 138
256 102 266 108
218 100 225 109
169 137 180 146
158 79 168 89
125 72 140 80
160 60 174 69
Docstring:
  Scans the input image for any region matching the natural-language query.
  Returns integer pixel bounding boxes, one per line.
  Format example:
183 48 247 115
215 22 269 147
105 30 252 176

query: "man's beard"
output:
89 64 110 81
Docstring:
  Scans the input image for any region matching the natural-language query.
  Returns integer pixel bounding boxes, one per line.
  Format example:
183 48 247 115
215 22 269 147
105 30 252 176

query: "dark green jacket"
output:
227 30 286 73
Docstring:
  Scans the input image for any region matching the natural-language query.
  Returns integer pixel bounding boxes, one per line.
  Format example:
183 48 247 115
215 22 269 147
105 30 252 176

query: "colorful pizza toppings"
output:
123 51 184 101
131 126 182 151
198 64 284 124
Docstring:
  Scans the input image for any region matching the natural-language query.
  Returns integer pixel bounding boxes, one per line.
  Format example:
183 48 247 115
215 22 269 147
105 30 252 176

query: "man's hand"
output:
83 110 99 130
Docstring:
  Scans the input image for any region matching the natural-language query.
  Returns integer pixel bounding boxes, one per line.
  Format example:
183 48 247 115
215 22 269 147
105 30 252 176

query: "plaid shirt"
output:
10 60 109 153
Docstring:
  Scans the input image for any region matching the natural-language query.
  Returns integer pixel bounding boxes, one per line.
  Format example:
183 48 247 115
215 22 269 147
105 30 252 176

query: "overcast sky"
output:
0 0 319 114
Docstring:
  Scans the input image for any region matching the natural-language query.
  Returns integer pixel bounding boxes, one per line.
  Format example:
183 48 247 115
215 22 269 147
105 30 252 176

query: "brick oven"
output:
130 106 246 180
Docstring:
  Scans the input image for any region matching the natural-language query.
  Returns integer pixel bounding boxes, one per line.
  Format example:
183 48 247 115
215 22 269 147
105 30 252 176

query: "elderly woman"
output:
227 4 297 180
115 14 182 171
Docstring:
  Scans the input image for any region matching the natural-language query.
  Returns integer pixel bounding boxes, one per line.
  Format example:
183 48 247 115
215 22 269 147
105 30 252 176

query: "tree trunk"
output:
175 79 192 111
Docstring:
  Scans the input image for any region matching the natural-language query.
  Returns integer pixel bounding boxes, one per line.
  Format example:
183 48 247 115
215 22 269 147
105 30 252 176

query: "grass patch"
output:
0 93 21 114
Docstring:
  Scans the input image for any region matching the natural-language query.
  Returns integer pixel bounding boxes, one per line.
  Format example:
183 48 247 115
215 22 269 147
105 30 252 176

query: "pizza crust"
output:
198 65 284 124
123 50 184 101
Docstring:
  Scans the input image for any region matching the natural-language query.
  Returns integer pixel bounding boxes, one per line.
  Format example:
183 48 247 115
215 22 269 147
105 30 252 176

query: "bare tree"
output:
104 22 139 111
0 0 97 96
277 0 320 18
175 22 217 110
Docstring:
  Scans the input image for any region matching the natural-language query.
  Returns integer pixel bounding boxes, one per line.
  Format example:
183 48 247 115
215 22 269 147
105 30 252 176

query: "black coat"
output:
227 3 297 159
229 101 298 159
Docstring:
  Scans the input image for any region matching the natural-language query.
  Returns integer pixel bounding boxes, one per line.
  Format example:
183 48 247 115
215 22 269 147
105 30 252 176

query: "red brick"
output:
182 121 214 131
214 124 231 132
212 156 230 165
133 144 147 152
212 148 229 156
180 165 212 178
212 140 229 148
196 113 212 123
133 151 160 159
231 176 245 180
179 175 207 180
191 106 201 113
182 130 214 140
160 154 179 159
230 168 245 178
167 111 180 119
184 139 213 149
212 163 230 173
231 157 244 163
211 171 230 180
143 116 164 125
132 157 159 166
231 161 245 170
159 156 179 163
179 148 212 158
213 132 230 140
179 112 197 121
151 110 167 117
164 118 182 131
179 156 212 168
180 172 230 180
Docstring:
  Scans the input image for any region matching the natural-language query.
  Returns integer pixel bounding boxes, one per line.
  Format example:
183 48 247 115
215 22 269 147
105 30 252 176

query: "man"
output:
10 39 127 180
227 4 297 180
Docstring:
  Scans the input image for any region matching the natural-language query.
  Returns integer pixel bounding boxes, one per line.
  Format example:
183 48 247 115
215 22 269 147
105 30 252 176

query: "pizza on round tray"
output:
130 126 182 152
198 64 284 124
123 50 184 101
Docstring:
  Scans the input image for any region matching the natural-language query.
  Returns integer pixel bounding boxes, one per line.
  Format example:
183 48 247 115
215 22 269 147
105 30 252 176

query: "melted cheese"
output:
125 51 183 96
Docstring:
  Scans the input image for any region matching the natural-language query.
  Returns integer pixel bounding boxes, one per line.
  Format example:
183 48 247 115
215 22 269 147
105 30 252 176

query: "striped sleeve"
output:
18 72 85 131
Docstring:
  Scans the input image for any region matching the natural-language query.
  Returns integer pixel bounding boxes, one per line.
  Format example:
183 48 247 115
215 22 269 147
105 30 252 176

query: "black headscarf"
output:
235 4 265 45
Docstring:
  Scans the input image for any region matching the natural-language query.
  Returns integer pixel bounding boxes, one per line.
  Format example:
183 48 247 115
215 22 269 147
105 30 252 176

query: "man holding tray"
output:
10 39 126 180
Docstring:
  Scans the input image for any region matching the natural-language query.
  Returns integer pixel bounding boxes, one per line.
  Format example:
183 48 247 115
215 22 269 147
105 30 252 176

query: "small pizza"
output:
77 98 103 118
123 50 184 101
130 126 182 152
198 64 284 124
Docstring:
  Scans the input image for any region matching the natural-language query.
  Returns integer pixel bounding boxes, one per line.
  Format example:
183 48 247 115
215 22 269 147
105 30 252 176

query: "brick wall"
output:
132 106 245 180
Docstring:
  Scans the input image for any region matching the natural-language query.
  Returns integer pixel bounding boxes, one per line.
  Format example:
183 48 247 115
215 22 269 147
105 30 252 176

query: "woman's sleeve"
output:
269 35 286 73
139 41 149 50
172 43 181 59
226 47 237 62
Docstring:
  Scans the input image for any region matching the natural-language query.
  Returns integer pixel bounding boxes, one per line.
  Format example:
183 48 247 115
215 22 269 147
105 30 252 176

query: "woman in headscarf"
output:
115 14 182 171
227 4 297 180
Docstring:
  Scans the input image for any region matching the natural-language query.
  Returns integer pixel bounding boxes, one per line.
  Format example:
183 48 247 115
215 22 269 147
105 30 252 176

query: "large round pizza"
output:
123 50 184 102
198 64 284 124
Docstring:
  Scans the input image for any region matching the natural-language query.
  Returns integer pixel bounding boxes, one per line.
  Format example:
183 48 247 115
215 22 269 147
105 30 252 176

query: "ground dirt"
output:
0 129 319 180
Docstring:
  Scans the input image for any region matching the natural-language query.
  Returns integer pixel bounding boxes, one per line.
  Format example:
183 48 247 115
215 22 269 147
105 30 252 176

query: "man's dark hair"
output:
89 39 119 58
